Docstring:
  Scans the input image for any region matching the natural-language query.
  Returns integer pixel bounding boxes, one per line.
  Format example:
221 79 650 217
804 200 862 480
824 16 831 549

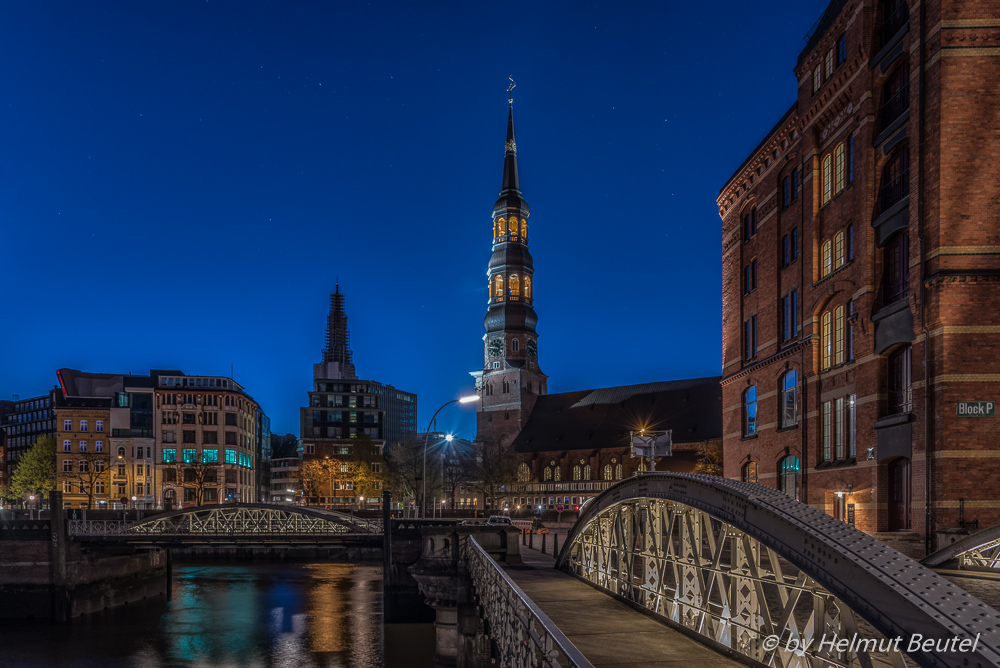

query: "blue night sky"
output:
0 1 827 440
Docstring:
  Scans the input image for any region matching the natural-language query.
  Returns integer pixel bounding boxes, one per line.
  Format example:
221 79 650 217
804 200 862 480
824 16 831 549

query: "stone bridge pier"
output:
408 525 520 667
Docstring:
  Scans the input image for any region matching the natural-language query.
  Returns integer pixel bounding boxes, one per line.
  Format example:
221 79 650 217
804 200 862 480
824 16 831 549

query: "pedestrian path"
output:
504 543 742 667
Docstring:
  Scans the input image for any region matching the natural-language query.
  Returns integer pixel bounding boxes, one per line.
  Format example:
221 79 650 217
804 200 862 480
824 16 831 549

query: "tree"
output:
163 460 220 506
349 434 388 505
471 438 519 512
62 451 111 508
386 436 441 515
692 441 724 477
295 459 328 501
440 441 475 509
11 436 57 501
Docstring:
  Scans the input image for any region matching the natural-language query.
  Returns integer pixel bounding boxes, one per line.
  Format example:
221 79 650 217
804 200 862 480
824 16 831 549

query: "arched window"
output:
572 465 581 480
615 463 622 480
779 456 800 500
743 386 758 436
835 305 845 365
509 275 520 297
524 276 532 300
553 466 561 482
822 311 832 369
582 464 591 480
822 154 833 205
743 206 757 241
834 231 845 268
603 464 613 480
497 218 506 236
543 466 552 481
117 446 126 457
494 275 504 299
781 370 798 427
521 219 527 240
512 339 519 352
742 461 758 483
517 462 531 482
502 379 510 393
822 240 833 277
510 220 518 240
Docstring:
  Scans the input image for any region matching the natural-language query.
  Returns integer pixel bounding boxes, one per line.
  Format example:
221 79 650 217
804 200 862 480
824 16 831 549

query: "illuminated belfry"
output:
472 95 548 444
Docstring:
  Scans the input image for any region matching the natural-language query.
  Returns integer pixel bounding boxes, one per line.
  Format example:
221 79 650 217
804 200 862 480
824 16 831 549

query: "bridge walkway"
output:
504 544 741 667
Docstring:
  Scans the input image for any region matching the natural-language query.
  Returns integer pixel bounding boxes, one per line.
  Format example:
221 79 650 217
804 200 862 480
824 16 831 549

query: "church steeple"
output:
318 281 357 380
472 94 547 444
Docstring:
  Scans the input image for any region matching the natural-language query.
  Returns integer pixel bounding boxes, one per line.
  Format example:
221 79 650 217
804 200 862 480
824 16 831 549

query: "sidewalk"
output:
504 543 742 667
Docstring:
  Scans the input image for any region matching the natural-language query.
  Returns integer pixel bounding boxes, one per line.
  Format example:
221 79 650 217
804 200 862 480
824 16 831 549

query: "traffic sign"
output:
556 504 565 513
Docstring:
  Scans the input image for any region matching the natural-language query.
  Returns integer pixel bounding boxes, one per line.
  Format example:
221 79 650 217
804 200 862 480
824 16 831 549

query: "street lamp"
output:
422 395 478 518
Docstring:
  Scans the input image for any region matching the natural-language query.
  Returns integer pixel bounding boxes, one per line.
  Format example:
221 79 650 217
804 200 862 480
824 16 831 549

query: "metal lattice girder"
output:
556 473 1000 668
923 524 1000 571
67 503 381 537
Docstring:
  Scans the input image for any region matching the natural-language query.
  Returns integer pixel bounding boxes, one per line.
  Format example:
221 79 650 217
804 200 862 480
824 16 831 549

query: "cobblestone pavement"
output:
940 570 1000 611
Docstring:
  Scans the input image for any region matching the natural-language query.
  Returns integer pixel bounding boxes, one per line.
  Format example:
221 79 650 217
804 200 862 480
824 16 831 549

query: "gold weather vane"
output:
508 76 516 104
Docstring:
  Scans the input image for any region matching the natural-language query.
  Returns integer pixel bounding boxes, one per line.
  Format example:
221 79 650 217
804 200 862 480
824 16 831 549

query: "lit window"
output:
183 448 196 464
822 154 833 205
781 370 798 427
163 448 176 463
825 49 834 79
63 440 71 452
95 420 104 433
835 305 845 365
822 240 833 277
494 275 503 299
509 274 520 297
521 219 527 239
603 464 613 481
582 464 591 480
95 441 103 452
64 420 72 431
524 276 532 299
543 466 552 481
615 463 622 480
79 440 87 452
742 461 758 483
744 386 758 436
834 231 845 268
779 456 800 500
80 420 88 432
822 311 832 370
822 401 832 460
572 465 581 481
496 218 506 237
517 463 531 482
835 143 845 195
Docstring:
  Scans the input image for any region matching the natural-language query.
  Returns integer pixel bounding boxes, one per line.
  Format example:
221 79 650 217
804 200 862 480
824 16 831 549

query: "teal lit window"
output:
182 448 196 464
202 449 219 464
163 448 176 463
225 449 237 464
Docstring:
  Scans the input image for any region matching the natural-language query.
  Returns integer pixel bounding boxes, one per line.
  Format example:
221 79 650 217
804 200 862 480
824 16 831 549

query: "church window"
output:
603 464 613 481
517 463 531 482
543 466 552 481
521 219 527 240
512 339 519 352
510 220 518 240
615 463 622 480
572 465 581 480
583 464 591 480
524 276 532 299
509 274 520 297
554 467 561 481
494 275 504 299
502 379 510 393
497 218 506 237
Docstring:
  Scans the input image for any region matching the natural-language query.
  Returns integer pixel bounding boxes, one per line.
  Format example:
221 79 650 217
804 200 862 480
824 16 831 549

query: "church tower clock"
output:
471 98 548 446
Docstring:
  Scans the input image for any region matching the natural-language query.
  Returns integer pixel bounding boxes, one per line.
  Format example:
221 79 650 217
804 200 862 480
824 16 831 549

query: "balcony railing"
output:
875 1 909 53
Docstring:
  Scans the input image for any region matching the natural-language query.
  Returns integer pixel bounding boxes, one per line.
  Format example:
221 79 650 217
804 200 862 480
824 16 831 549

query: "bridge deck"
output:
505 544 741 667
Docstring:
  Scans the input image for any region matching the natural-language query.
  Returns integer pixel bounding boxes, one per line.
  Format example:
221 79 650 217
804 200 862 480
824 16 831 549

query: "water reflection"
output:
5 562 433 668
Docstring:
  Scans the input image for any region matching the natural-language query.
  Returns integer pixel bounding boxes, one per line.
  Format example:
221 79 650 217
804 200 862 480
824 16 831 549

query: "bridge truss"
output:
557 474 1000 668
68 504 382 539
923 523 1000 572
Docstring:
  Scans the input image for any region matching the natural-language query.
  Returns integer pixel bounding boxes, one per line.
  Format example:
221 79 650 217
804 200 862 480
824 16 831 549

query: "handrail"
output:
464 536 593 668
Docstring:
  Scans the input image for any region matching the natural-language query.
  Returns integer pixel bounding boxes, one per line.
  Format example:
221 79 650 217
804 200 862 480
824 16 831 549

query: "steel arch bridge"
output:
555 473 1000 668
923 523 1000 572
68 503 382 543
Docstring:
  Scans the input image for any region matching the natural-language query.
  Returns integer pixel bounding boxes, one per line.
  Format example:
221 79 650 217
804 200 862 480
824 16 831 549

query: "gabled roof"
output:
511 376 722 454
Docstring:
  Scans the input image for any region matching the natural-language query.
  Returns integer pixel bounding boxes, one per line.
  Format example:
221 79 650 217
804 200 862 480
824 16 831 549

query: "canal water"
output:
5 562 436 668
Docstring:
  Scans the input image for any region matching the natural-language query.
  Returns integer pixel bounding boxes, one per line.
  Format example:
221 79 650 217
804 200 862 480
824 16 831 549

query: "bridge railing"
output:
68 520 135 536
463 535 593 668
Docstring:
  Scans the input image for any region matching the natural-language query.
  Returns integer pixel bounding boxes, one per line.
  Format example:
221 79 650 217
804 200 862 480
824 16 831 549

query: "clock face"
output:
526 339 537 359
488 338 504 358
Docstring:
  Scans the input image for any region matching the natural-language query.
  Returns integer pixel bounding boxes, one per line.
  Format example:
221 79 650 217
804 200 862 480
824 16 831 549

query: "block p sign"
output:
957 401 995 417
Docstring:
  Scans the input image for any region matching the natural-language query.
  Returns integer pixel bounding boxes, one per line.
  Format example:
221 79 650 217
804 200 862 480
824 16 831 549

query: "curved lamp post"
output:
422 395 478 518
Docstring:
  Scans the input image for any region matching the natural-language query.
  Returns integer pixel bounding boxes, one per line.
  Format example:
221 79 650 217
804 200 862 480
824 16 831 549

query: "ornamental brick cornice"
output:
720 340 809 387
801 59 860 130
925 273 1000 288
717 114 800 216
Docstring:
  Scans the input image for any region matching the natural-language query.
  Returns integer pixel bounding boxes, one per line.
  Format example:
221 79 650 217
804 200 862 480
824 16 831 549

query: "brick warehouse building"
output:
718 0 1000 557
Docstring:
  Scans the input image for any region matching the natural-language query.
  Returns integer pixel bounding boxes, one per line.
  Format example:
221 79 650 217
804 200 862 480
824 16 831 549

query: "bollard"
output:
529 531 534 549
522 529 526 545
553 532 559 556
541 532 547 554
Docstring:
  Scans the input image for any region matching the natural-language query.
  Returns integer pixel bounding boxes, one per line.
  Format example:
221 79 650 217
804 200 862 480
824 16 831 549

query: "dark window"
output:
203 431 218 444
782 177 791 208
791 169 799 201
225 413 237 426
163 469 177 483
743 207 758 241
781 370 798 427
182 413 196 424
182 430 196 444
225 432 237 445
744 265 750 294
837 33 847 65
877 63 910 135
743 386 758 436
791 228 799 261
782 235 790 267
875 0 909 54
848 300 856 360
744 316 757 360
847 136 854 185
847 224 854 261
882 232 909 306
887 345 912 415
782 290 799 341
876 144 909 216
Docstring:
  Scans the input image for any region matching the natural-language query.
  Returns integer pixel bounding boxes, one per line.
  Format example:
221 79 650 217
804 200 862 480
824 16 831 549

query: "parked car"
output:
485 515 512 527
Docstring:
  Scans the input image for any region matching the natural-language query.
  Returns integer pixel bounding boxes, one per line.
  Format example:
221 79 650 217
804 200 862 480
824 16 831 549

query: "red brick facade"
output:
718 0 1000 557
